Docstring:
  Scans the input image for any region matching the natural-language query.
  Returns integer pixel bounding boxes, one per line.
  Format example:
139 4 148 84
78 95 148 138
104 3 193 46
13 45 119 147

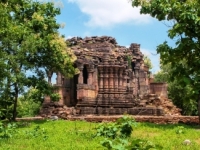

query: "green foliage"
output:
0 122 17 139
168 81 198 115
101 138 129 150
0 102 13 120
17 88 43 117
0 0 76 120
17 87 60 117
132 0 200 117
154 63 198 115
126 55 132 69
127 138 163 150
95 116 162 150
0 120 200 149
117 115 136 138
175 126 185 135
101 138 163 150
153 63 170 83
126 54 153 70
95 116 136 149
143 55 153 69
25 125 48 141
50 93 61 102
96 123 119 139
96 115 136 139
17 98 41 118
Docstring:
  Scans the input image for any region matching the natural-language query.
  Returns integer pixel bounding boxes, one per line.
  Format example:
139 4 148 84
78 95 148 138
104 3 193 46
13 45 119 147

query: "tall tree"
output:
154 62 198 115
132 0 200 121
0 0 76 120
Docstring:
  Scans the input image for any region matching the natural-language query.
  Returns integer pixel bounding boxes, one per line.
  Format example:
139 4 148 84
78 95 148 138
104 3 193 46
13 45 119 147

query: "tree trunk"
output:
12 83 18 121
198 93 200 125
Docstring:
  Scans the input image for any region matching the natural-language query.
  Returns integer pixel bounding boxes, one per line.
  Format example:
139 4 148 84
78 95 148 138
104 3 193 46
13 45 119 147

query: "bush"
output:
17 88 43 117
0 122 17 139
17 99 41 117
96 115 136 139
95 115 162 150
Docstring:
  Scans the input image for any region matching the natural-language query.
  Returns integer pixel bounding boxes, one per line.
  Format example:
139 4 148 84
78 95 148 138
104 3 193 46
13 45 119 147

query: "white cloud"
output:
67 0 152 28
140 48 151 56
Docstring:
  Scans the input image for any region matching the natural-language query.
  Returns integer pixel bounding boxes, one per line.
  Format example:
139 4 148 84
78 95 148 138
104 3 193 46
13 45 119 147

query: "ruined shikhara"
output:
40 36 181 117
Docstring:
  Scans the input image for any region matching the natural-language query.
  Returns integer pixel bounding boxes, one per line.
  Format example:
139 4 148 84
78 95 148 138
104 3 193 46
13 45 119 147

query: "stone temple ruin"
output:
40 36 181 118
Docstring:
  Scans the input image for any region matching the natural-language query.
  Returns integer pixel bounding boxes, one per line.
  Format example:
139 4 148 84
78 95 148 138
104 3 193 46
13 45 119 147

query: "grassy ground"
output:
0 119 200 150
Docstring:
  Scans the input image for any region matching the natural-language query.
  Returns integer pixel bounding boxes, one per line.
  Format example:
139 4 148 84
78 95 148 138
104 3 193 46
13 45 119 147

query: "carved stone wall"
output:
41 36 181 117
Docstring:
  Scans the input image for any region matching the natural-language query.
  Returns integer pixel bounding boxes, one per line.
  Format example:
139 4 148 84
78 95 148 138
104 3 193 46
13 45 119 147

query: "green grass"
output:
133 123 200 150
0 119 200 150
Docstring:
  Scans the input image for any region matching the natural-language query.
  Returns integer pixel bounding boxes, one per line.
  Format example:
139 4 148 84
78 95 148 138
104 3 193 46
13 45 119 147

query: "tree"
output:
0 0 76 121
143 55 153 69
132 0 200 121
17 88 42 118
154 63 198 115
153 63 170 83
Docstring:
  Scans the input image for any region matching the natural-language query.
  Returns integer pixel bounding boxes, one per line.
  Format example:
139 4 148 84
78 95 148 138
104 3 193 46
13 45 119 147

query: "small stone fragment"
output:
183 139 191 145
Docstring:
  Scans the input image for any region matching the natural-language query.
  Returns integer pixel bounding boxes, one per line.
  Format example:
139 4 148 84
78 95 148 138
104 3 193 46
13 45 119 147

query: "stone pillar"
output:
47 71 53 85
145 72 148 85
109 68 114 92
88 71 93 85
98 67 104 92
88 65 94 85
93 67 99 96
134 67 140 98
78 66 84 84
56 72 62 85
135 77 138 96
102 54 109 93
104 67 109 92
123 70 127 91
61 76 65 85
118 68 123 92
131 72 135 95
114 67 119 92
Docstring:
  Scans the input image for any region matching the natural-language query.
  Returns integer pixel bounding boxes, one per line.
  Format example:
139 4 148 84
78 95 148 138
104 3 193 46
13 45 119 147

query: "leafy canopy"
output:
154 62 198 115
0 0 76 120
132 0 200 119
132 0 200 88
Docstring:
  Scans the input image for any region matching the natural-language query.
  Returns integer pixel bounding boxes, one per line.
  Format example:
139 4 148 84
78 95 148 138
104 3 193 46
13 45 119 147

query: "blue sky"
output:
50 0 174 73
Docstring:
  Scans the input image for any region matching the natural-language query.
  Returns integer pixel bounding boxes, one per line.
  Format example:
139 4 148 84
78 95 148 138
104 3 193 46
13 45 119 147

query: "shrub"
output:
0 122 17 139
95 115 162 150
17 99 41 117
96 115 136 139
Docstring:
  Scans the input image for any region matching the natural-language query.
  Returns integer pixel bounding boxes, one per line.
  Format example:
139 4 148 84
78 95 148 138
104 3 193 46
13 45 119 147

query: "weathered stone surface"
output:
39 102 78 119
69 115 199 125
16 115 199 125
40 36 181 117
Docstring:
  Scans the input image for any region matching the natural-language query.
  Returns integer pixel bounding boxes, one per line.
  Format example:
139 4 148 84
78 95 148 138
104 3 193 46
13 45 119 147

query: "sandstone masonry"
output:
40 36 181 118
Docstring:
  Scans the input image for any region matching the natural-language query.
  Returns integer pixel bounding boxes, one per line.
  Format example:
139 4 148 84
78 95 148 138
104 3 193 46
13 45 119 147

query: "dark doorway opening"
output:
83 65 88 84
131 62 135 71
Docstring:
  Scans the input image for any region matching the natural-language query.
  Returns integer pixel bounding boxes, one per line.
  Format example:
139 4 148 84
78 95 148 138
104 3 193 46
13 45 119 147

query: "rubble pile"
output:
39 102 78 119
41 36 182 117
67 36 142 61
141 94 181 116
